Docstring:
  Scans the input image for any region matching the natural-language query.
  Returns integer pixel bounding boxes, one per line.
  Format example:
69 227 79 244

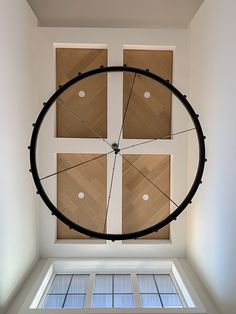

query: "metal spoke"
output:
120 153 178 208
117 73 137 145
40 151 113 180
57 97 112 148
119 127 196 152
103 153 118 233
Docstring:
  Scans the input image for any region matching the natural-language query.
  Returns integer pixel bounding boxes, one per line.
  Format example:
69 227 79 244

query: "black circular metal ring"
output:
29 66 206 241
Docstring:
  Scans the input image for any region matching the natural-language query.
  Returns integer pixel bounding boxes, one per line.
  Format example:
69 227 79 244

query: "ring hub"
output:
111 143 120 154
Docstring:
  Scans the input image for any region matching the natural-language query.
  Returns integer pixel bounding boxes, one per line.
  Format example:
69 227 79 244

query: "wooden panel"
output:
122 154 170 239
57 153 107 239
56 48 107 138
123 50 173 139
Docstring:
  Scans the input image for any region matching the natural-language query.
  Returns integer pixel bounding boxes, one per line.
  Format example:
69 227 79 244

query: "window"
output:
28 259 206 313
137 274 183 308
41 274 89 309
92 274 134 308
40 272 183 309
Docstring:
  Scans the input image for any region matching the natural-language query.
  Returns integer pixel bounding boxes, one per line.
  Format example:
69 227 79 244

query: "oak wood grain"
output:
122 154 170 239
56 48 107 138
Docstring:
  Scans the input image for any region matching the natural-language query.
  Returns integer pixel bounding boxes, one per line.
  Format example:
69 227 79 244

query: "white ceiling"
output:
27 0 204 28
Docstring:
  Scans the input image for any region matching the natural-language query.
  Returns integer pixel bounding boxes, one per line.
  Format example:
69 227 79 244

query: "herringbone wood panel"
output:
123 50 173 139
57 153 107 239
56 48 107 138
122 154 170 239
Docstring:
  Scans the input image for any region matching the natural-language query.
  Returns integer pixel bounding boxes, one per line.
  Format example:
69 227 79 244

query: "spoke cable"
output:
40 151 113 180
117 73 137 145
120 153 178 208
57 97 112 147
103 153 118 233
119 127 196 152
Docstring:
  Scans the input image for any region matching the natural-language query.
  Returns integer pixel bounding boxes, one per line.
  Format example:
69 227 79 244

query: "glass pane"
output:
141 294 162 308
137 275 157 293
154 275 176 293
48 275 72 293
64 295 85 308
161 294 183 308
68 275 88 293
92 294 112 308
114 275 132 293
94 275 112 293
114 294 134 308
42 294 65 308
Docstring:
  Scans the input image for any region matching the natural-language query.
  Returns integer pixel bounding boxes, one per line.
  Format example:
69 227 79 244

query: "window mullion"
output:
61 275 73 308
112 274 114 308
131 272 142 308
84 272 95 308
153 274 164 308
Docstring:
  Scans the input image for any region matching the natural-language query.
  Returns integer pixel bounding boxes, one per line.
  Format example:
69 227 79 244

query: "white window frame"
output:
39 272 183 309
16 258 206 314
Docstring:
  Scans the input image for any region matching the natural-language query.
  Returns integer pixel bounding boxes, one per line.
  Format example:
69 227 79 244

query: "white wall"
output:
35 27 191 258
0 1 39 313
187 1 236 314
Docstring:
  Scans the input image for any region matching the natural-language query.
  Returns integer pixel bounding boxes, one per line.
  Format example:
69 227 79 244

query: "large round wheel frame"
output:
29 66 206 241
